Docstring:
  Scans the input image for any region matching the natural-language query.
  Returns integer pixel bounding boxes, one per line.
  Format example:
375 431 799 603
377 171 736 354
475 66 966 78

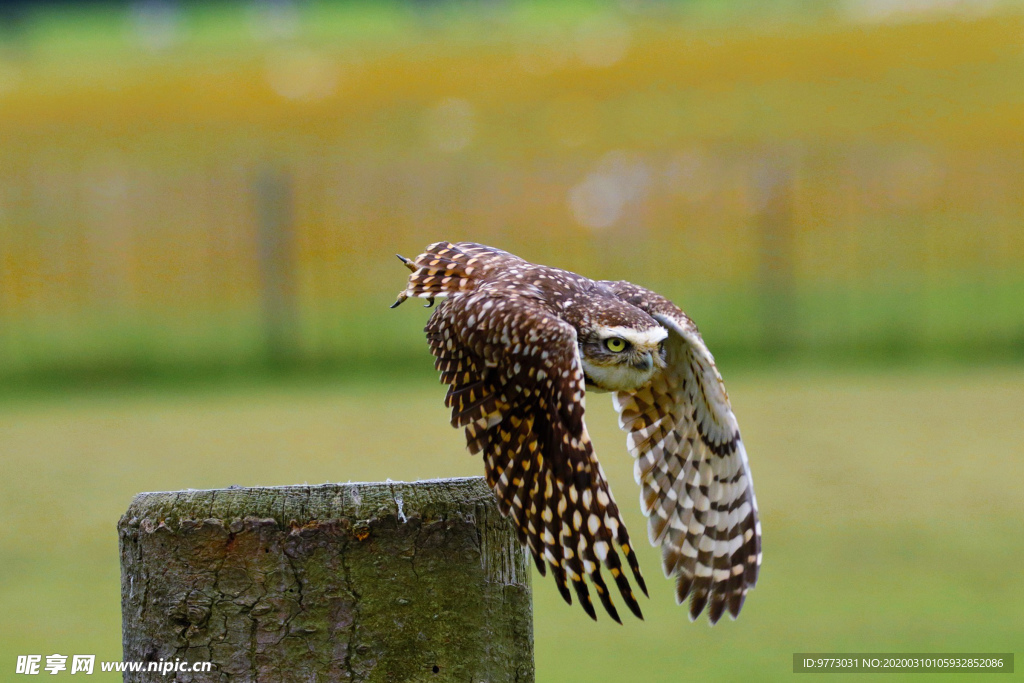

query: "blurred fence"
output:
1 7 1022 380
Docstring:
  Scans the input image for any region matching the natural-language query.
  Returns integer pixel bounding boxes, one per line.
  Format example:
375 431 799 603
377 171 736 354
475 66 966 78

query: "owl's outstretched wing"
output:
425 287 647 622
602 280 762 624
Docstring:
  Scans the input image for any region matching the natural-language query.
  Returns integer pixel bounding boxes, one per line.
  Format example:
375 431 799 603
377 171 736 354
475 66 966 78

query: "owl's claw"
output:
424 297 435 308
396 254 416 272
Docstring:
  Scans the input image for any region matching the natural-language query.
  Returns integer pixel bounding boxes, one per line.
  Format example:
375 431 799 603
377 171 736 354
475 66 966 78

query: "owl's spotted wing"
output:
603 281 762 624
425 288 647 622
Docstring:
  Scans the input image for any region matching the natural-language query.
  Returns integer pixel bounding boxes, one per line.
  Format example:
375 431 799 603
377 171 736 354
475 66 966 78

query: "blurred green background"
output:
1 0 1022 680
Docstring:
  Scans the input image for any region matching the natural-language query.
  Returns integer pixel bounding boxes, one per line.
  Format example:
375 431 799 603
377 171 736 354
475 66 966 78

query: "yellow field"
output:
1 7 1023 374
2 369 1021 680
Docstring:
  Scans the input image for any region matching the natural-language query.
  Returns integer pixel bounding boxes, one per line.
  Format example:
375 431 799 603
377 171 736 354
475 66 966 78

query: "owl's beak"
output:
632 352 654 372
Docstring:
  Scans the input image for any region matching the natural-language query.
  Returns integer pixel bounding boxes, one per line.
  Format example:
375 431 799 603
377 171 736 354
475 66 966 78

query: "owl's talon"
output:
390 292 409 309
396 254 416 272
424 297 435 308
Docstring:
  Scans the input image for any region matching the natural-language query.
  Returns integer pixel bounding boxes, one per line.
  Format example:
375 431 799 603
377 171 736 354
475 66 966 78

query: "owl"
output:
392 241 761 624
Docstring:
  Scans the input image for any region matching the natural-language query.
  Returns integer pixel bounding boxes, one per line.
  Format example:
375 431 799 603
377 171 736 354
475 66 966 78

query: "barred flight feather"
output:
607 281 761 624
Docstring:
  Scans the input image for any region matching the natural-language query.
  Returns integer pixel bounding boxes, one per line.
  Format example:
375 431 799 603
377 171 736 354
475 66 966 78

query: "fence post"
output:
253 168 299 366
118 477 534 682
753 153 797 357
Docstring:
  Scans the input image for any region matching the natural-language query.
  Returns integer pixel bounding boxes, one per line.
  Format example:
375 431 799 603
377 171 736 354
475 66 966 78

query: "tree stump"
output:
118 477 534 682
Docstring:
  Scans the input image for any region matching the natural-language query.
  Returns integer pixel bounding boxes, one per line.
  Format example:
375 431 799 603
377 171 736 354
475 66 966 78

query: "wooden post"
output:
253 168 299 366
753 153 797 357
119 477 534 682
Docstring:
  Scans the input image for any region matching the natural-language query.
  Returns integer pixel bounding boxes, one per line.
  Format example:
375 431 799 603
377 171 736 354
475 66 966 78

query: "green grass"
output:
1 370 1021 680
13 0 837 57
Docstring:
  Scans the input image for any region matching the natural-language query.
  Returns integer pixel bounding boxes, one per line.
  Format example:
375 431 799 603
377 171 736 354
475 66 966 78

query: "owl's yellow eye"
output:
604 337 628 353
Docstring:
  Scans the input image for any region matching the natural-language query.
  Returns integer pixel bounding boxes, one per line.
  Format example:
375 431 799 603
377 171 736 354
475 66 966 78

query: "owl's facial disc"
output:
580 325 667 392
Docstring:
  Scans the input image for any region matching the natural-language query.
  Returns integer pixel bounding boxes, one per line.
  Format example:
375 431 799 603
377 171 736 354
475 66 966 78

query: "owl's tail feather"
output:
391 241 511 308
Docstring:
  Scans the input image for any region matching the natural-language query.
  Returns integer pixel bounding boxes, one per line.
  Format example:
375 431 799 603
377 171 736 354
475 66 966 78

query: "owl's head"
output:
579 323 668 392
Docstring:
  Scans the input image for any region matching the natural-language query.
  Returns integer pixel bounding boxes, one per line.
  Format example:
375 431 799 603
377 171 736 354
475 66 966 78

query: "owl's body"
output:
393 242 761 624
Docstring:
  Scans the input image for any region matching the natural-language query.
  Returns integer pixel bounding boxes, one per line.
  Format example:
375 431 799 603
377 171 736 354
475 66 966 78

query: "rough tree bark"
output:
119 477 533 682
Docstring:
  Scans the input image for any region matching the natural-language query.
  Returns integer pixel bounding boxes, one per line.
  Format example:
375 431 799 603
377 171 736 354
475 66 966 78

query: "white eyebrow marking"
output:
596 325 667 346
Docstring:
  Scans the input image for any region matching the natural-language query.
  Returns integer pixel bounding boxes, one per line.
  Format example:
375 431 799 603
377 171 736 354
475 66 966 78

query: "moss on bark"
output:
119 477 533 682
